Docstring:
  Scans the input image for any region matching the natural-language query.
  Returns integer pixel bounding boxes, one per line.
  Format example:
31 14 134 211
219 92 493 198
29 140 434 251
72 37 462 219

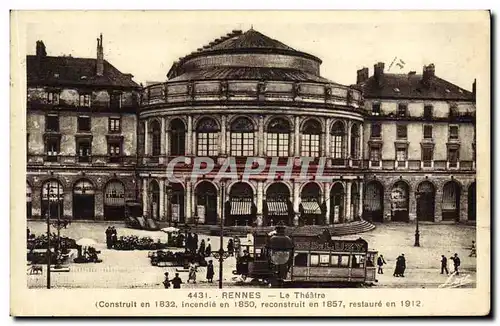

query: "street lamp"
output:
414 192 421 247
211 179 231 289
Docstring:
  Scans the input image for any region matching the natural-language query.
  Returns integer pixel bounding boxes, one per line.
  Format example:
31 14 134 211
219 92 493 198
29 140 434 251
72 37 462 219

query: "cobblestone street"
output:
27 221 476 289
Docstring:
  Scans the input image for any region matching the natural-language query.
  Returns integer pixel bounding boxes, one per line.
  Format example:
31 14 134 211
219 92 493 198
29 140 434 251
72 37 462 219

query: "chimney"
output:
472 79 476 98
374 62 385 86
96 33 104 77
356 67 369 84
422 63 435 82
36 40 46 57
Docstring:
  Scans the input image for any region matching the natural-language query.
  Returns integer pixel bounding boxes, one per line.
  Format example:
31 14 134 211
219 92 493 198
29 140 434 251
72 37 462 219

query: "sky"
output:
16 11 488 90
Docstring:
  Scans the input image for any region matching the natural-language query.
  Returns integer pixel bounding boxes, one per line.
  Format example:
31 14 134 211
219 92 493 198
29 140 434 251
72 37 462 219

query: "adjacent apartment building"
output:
26 35 141 220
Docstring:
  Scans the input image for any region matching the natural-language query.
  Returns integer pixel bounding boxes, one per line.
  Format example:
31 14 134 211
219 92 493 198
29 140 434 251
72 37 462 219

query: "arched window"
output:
170 119 186 156
230 117 254 157
350 124 360 159
196 117 219 156
331 121 345 159
267 118 290 157
150 120 161 156
301 119 321 157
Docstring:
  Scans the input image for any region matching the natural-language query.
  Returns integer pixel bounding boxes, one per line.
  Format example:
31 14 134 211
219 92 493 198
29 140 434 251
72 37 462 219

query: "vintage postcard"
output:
10 10 490 316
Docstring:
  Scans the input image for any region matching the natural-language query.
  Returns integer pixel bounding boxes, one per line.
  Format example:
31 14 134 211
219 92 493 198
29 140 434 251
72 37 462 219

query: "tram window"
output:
294 253 308 267
319 254 330 266
336 255 350 268
310 254 320 266
351 255 365 268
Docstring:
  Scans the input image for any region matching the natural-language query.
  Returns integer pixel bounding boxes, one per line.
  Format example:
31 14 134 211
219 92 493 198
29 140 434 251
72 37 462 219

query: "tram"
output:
233 228 378 286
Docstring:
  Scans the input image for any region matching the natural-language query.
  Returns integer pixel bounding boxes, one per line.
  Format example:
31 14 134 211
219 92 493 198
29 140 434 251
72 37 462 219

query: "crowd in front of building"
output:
26 29 476 227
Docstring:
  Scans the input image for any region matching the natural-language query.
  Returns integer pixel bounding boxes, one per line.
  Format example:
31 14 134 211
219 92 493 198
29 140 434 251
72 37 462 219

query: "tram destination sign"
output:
293 238 368 252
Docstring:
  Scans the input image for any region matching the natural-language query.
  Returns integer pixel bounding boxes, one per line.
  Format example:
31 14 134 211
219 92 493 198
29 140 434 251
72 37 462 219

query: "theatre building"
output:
26 35 141 220
138 29 367 227
355 63 476 223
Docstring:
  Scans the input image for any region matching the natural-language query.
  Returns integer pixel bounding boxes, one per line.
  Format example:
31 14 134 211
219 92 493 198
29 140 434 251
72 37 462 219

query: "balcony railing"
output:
27 154 137 166
140 80 363 110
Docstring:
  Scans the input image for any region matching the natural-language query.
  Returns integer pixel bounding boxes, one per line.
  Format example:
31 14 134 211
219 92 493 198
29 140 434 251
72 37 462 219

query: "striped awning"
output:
301 201 321 215
267 201 288 216
230 201 252 215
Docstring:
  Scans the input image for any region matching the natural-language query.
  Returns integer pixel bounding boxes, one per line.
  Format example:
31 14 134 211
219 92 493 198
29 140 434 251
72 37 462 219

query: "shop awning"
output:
267 201 288 216
301 201 321 215
230 201 252 215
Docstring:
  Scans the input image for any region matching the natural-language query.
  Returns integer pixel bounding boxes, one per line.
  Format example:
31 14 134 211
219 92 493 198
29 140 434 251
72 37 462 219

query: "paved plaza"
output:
26 221 476 289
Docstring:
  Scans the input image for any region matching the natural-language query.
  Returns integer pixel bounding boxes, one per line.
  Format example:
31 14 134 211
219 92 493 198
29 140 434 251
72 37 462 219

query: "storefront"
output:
227 182 255 226
149 180 160 219
41 179 64 218
195 181 218 225
391 181 409 222
416 181 435 222
300 182 323 225
330 182 345 223
104 180 126 220
264 182 291 226
26 182 32 219
169 183 185 224
442 181 461 221
73 179 95 219
365 181 383 222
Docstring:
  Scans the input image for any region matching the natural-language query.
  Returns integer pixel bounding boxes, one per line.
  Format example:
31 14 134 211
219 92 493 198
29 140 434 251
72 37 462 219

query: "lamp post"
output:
414 192 421 247
211 179 231 289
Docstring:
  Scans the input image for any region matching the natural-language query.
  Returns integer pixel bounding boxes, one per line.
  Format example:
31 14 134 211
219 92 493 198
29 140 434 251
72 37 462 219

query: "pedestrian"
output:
450 253 461 275
227 239 234 256
393 255 401 277
111 227 117 248
105 226 112 249
199 239 206 257
171 273 183 289
206 260 214 283
469 241 477 257
186 233 193 252
400 254 406 277
162 272 171 289
377 254 386 274
205 239 212 257
188 260 197 284
193 234 199 254
440 255 449 275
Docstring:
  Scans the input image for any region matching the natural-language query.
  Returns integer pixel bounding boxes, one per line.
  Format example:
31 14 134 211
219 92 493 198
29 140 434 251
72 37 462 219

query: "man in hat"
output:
163 271 171 289
171 273 183 289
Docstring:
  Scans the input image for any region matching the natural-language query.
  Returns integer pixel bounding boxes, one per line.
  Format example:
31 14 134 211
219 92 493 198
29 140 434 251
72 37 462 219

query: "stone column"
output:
165 119 170 157
345 181 352 222
185 180 192 223
144 120 149 156
324 182 331 225
346 121 351 160
293 181 301 226
409 187 417 221
257 180 264 226
94 190 104 220
258 116 264 156
164 181 170 222
358 180 364 220
32 186 41 218
460 184 469 222
220 115 227 155
359 124 364 162
325 118 331 157
142 178 148 216
160 117 166 155
63 191 72 219
294 116 300 156
434 186 443 222
159 178 165 220
186 116 193 155
383 186 392 222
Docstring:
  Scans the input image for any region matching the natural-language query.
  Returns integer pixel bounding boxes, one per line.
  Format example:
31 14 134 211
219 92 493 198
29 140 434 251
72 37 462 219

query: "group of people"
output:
105 226 118 249
374 251 466 277
441 253 462 275
162 260 215 288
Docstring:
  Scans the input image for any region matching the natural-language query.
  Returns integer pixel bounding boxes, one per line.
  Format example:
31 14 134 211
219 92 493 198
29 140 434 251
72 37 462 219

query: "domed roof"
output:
199 29 296 52
167 28 329 83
